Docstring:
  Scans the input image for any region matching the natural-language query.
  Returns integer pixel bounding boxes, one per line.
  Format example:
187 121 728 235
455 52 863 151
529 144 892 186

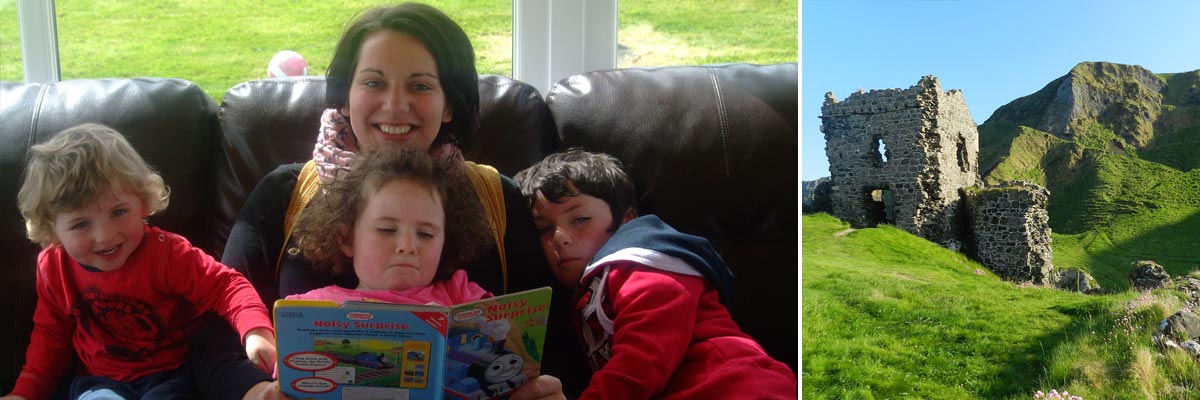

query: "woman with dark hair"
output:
191 3 579 399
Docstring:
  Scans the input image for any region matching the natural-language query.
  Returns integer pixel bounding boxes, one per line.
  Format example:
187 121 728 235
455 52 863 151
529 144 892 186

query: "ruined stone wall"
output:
965 181 1054 283
820 76 980 247
931 86 980 209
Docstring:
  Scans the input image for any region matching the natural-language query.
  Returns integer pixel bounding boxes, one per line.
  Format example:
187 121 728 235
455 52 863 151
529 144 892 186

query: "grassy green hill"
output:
802 213 1200 399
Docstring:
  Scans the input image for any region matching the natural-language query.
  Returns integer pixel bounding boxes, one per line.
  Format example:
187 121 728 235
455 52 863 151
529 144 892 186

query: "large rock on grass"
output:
1130 260 1171 291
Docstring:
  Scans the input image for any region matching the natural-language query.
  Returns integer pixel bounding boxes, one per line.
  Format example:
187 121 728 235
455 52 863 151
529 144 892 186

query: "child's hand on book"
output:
509 375 565 400
241 381 292 400
245 327 277 375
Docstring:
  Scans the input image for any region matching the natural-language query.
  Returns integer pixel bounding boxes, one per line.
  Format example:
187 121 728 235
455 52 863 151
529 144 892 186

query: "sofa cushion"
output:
211 77 328 257
467 75 561 176
0 78 220 390
545 63 798 369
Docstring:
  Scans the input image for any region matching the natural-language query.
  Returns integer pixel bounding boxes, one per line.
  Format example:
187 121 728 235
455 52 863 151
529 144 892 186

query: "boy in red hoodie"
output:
515 148 797 399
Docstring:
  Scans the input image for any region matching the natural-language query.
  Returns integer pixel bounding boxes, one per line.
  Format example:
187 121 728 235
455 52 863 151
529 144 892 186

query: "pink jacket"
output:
287 269 490 306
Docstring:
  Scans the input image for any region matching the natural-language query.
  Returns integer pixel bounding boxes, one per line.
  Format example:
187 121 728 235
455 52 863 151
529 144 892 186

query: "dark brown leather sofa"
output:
0 63 797 392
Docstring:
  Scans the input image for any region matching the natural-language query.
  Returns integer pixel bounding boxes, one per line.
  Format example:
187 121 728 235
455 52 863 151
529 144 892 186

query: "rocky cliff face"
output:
801 177 830 213
1040 62 1165 149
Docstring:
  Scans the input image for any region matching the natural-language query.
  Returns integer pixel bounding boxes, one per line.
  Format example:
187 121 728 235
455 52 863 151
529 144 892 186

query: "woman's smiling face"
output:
343 30 451 153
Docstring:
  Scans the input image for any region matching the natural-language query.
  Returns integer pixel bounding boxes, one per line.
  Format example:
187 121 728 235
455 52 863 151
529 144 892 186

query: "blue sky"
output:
801 0 1200 181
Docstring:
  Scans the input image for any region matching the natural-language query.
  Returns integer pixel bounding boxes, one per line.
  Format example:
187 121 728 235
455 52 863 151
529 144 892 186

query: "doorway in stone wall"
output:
864 188 896 226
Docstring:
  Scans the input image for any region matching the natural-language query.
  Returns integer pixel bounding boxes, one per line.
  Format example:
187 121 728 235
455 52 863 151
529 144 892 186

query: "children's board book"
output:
274 286 552 400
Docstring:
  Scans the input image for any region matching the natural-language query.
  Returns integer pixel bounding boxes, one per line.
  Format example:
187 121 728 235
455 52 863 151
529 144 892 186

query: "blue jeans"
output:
69 369 198 400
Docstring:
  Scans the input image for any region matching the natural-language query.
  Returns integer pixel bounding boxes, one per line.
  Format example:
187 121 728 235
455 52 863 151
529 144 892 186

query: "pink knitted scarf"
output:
311 108 465 183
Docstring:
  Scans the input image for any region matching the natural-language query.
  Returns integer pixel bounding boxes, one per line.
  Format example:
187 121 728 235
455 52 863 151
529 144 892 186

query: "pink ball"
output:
267 50 308 77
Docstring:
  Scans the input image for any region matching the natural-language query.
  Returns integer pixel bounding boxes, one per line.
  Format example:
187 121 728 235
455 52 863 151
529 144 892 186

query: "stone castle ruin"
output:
820 76 1059 286
820 76 980 249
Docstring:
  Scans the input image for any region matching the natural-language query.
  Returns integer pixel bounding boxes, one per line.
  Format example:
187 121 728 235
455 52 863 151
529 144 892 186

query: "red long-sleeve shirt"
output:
575 264 797 400
10 225 272 400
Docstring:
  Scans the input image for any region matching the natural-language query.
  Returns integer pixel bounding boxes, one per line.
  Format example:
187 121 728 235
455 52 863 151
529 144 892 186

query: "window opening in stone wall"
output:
873 137 888 166
864 188 896 226
957 134 970 172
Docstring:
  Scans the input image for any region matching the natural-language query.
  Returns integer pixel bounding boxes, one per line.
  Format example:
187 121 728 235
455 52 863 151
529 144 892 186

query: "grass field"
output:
803 213 1200 399
0 0 798 101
